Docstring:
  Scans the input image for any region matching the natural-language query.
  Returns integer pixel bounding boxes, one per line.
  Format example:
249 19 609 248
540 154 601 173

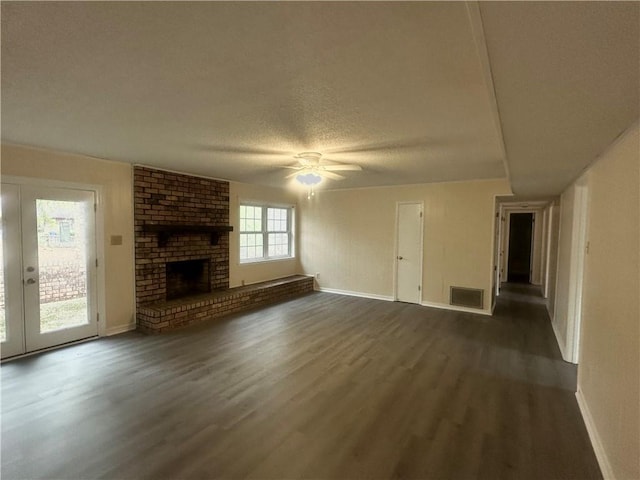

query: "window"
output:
239 204 294 262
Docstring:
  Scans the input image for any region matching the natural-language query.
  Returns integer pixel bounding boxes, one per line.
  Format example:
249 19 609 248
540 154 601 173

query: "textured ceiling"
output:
480 1 639 197
1 2 638 196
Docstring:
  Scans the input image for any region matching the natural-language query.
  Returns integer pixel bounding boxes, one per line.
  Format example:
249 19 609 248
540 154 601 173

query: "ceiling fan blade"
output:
322 164 362 171
285 171 303 179
282 165 304 170
318 170 345 180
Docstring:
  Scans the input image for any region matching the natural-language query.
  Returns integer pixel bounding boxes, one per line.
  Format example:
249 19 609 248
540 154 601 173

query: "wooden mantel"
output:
142 224 233 247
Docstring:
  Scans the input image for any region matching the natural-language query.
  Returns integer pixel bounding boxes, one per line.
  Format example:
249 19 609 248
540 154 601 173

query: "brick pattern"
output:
134 166 230 307
39 266 87 303
137 275 314 333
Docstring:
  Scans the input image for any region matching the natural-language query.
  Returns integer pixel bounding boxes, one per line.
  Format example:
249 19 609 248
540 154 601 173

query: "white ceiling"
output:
2 2 638 196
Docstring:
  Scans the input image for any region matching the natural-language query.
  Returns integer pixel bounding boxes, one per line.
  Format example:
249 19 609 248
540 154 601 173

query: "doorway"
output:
395 202 423 304
507 213 533 283
1 183 99 359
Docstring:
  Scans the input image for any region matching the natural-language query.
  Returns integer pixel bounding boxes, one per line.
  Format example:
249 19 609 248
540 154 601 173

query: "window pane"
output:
240 205 262 232
268 233 289 257
36 199 89 333
240 233 263 260
241 204 292 262
267 208 287 232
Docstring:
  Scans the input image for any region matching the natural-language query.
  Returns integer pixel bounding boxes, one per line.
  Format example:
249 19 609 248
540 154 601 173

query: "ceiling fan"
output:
283 152 362 182
280 152 362 198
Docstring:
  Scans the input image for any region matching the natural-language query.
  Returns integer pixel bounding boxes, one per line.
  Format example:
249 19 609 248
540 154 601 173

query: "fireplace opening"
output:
166 259 211 300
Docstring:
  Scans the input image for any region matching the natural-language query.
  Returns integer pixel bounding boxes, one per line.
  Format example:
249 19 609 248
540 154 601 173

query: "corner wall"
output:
299 179 511 313
1 144 136 334
574 122 639 479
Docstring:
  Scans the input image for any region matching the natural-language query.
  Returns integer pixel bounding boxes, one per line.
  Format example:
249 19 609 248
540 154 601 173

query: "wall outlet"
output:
241 280 245 286
315 272 320 279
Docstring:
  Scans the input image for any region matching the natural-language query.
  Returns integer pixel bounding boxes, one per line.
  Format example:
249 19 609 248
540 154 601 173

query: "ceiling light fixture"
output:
296 172 322 199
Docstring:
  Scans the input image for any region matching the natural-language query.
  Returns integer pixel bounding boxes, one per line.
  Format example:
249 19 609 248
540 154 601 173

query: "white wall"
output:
228 181 300 287
575 122 639 480
1 144 136 334
299 179 511 313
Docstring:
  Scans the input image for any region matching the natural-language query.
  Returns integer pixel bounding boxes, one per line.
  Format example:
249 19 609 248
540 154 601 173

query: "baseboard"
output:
316 287 394 302
576 388 615 479
550 317 570 362
421 301 492 316
104 323 137 336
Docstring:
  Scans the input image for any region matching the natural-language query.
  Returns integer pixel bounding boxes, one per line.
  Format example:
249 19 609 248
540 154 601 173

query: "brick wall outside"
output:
134 166 230 308
39 265 87 303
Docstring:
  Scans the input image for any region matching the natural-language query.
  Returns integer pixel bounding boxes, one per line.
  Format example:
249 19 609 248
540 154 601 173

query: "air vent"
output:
450 286 483 309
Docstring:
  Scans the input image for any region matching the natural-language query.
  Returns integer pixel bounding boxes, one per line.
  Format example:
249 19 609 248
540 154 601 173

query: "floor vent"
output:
450 286 483 309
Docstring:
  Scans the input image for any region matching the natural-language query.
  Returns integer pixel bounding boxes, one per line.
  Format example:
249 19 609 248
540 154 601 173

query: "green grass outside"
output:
0 297 87 342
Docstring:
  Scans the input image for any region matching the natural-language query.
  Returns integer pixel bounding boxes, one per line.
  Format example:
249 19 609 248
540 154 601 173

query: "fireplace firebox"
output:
166 259 211 300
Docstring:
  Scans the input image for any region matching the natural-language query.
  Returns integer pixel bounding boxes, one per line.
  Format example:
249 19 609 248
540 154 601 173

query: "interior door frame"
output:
566 181 589 364
393 201 424 303
504 211 534 283
2 176 107 342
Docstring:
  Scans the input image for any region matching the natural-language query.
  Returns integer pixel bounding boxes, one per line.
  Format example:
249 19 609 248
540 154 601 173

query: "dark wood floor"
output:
1 285 602 479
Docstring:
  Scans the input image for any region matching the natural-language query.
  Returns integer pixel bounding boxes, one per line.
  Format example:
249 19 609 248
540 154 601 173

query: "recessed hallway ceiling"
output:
1 2 638 196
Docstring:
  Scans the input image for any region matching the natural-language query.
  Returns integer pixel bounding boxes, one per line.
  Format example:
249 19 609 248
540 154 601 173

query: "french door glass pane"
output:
36 199 89 333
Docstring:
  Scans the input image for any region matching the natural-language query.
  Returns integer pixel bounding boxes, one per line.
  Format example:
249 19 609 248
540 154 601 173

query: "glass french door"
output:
1 183 98 359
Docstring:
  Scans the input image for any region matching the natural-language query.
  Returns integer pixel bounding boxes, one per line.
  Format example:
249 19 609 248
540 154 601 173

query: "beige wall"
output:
1 144 135 334
228 181 300 287
299 179 511 313
576 122 639 480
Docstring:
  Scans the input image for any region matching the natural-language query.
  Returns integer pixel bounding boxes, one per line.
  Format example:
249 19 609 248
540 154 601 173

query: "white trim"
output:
550 314 569 361
393 201 424 304
95 187 107 337
238 203 295 263
421 301 492 316
315 287 394 302
105 323 137 336
576 388 615 480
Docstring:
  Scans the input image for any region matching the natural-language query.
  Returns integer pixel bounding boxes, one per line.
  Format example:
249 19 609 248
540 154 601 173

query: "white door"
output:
1 184 98 359
395 202 423 304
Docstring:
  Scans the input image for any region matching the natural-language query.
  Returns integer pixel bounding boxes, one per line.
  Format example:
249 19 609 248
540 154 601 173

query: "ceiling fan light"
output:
296 173 322 186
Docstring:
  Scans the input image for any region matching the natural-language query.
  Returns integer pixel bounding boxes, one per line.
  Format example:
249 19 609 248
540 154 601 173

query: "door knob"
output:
26 278 37 285
397 256 403 260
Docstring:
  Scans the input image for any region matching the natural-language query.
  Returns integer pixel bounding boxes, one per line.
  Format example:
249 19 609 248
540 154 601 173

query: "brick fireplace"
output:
134 166 231 318
133 166 314 333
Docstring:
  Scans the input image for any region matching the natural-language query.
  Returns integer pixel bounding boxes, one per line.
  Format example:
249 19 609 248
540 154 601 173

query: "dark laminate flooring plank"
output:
2 285 602 479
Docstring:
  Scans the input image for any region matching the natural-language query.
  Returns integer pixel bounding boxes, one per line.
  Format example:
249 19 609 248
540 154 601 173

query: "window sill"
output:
239 256 295 266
